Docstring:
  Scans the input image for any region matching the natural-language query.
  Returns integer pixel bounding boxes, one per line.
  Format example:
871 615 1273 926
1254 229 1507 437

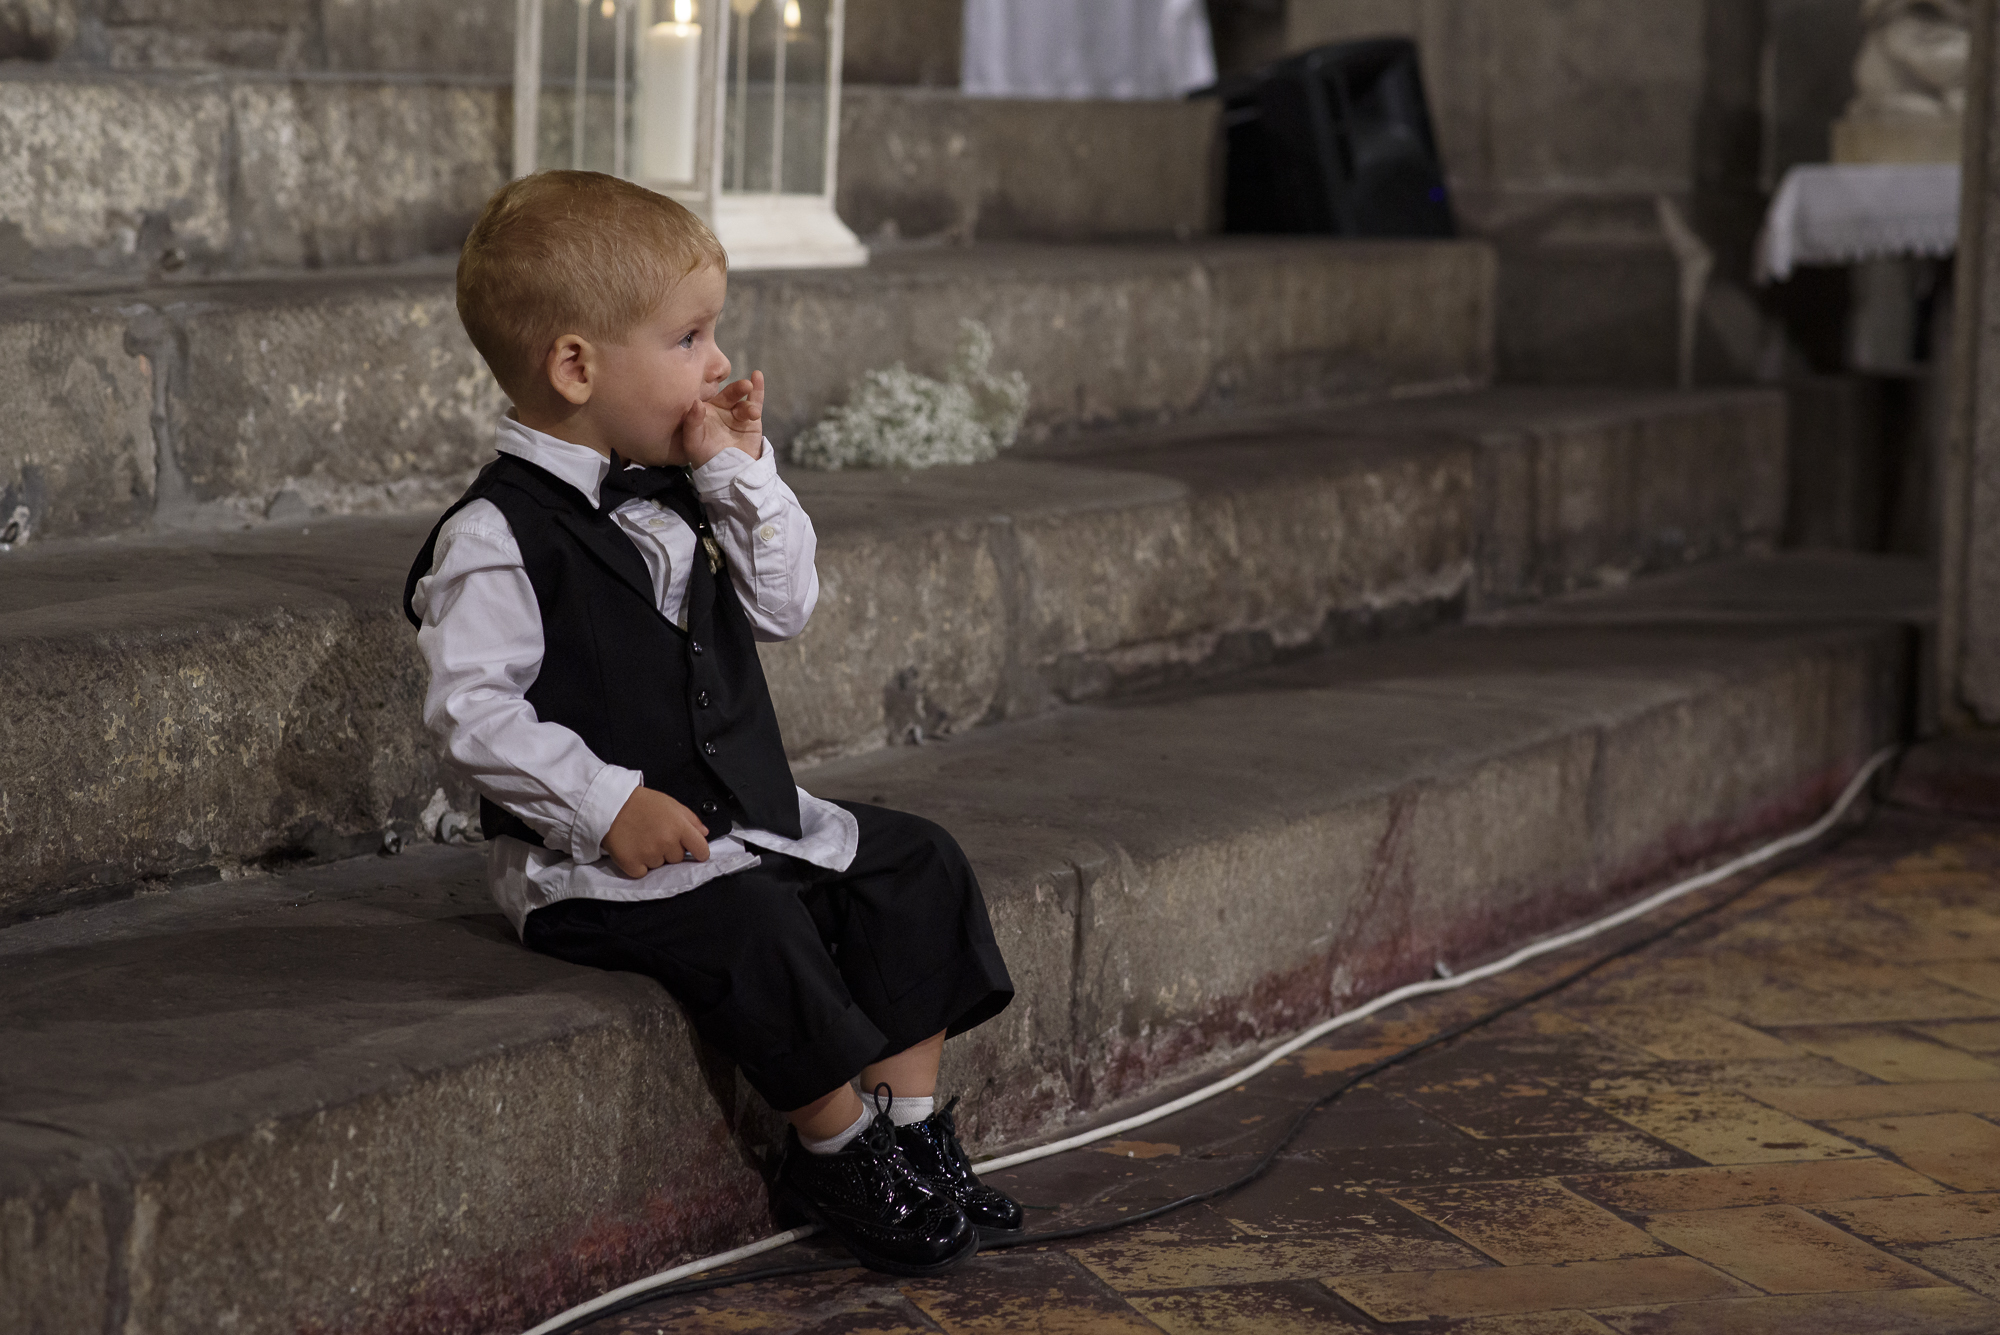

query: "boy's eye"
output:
679 331 696 349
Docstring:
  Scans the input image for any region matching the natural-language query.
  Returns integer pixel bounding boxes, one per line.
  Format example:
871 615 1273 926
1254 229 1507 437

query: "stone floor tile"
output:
1283 1088 1467 1155
1640 1204 1940 1293
1308 1131 1699 1187
1386 1062 1645 1141
1100 1140 1187 1161
1568 1007 1799 1062
989 1150 1258 1231
900 1251 1157 1334
1830 1113 2000 1190
1924 960 2000 1004
1439 1314 1618 1334
1736 956 2000 1025
1775 1027 2000 1083
1184 1157 1457 1240
1590 951 2000 1027
1898 1238 2000 1299
1914 1019 2000 1053
1590 1286 2000 1335
1578 1081 1869 1163
1123 1280 1373 1333
1284 1043 1416 1077
1596 1053 1871 1094
1747 1079 2000 1120
1819 1192 2000 1244
1330 1256 1754 1322
1563 1158 1945 1212
589 1269 926 1334
1847 905 2000 963
1387 1179 1670 1265
1110 1089 1316 1161
1071 1228 1485 1294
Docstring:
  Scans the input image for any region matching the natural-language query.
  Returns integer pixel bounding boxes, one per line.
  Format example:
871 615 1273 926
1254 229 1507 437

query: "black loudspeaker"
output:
1211 37 1455 238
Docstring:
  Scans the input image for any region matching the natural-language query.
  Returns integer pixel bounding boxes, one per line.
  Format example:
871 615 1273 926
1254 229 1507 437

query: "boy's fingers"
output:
685 828 710 862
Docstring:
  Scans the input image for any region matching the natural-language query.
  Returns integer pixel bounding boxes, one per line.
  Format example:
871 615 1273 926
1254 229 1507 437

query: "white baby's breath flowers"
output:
789 320 1029 470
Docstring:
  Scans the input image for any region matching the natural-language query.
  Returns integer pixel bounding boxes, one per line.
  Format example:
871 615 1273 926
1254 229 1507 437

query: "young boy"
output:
403 170 1019 1277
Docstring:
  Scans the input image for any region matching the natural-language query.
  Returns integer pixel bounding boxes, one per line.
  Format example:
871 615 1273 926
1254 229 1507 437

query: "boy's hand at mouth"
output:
603 786 711 877
678 369 765 467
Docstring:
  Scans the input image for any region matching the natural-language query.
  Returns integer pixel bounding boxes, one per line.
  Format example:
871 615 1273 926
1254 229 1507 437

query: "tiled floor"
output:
584 809 2000 1334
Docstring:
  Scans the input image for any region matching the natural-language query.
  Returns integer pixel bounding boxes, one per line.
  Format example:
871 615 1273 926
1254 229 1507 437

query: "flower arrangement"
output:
789 319 1029 470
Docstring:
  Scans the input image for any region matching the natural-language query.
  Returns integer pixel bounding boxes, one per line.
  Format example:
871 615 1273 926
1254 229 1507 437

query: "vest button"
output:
690 641 703 656
704 741 718 756
696 691 710 708
699 800 719 816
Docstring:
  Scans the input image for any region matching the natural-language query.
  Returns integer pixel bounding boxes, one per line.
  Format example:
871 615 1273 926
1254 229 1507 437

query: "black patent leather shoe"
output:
773 1113 977 1277
894 1096 1026 1239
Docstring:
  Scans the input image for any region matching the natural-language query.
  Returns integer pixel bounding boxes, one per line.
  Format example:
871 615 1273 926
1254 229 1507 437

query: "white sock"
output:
799 1105 872 1156
866 1090 936 1127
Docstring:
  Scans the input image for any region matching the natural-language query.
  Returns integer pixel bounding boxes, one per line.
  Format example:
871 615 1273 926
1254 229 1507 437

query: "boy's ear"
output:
547 333 594 406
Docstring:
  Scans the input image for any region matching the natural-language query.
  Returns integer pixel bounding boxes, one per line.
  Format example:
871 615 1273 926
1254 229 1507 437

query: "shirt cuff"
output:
693 437 776 498
568 763 645 863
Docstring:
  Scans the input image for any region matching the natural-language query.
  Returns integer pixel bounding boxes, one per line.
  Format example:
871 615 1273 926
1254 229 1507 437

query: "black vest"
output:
403 453 802 850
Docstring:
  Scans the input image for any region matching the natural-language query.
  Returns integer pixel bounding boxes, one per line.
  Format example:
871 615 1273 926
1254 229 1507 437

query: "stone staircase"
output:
8 386 1783 920
0 5 1946 1333
1 551 1929 1335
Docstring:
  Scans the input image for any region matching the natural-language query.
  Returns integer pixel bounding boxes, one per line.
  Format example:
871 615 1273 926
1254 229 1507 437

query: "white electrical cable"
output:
523 746 1897 1335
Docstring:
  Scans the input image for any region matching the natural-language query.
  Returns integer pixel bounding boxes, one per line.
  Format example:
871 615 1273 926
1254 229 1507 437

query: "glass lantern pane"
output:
537 0 627 177
722 0 830 195
531 0 710 191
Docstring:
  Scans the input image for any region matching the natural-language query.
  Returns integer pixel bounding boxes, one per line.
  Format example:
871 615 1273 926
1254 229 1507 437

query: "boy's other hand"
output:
679 369 765 467
603 786 711 877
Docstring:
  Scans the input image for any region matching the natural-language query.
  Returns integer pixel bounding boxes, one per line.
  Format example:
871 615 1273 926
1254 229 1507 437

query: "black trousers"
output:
522 802 1013 1111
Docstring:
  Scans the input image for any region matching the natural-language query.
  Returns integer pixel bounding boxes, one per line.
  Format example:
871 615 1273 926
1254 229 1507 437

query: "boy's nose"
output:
710 350 732 385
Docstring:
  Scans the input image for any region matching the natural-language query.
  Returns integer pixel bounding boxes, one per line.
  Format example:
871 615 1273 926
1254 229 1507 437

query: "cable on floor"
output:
523 747 1899 1335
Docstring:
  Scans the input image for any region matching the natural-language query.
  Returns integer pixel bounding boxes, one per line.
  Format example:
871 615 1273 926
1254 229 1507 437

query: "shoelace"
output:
921 1096 976 1181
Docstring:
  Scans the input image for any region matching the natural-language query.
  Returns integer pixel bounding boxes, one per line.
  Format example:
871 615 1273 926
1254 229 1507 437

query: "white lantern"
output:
511 0 867 270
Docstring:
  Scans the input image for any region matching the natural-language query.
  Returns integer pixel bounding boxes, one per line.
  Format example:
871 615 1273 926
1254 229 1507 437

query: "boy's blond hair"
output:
457 170 727 400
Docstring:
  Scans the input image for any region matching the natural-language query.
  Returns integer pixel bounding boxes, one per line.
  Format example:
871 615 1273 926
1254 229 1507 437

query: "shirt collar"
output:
494 413 615 509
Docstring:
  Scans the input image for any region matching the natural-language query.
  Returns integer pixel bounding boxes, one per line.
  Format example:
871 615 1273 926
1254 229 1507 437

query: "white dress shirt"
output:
409 415 858 936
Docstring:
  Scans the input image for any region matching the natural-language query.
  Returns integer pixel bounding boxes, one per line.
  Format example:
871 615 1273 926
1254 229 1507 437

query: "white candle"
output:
637 5 701 183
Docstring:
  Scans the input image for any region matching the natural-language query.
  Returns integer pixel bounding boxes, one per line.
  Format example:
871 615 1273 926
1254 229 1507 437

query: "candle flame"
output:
673 0 693 20
783 0 800 28
600 0 615 16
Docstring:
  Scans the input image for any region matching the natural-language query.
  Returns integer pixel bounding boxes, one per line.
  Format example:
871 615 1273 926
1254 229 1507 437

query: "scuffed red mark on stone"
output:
1079 756 1864 1111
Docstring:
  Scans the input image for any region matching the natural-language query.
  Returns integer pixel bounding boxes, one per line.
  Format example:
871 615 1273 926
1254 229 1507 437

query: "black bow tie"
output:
598 454 698 516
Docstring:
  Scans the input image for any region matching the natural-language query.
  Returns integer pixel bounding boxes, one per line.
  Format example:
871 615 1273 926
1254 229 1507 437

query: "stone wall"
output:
1282 0 1865 388
1286 0 1705 385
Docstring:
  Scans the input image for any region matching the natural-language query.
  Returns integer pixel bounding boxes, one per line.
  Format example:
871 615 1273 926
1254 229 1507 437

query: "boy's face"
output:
582 262 733 467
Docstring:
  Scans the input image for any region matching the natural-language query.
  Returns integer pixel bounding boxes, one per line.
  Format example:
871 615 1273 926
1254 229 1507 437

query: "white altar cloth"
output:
961 0 1216 100
1757 162 1961 281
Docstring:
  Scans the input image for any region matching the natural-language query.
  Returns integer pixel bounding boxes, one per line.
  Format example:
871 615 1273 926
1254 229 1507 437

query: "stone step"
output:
17 0 941 81
0 70 511 283
0 70 1214 288
0 236 1493 541
2 385 1781 917
837 88 1218 246
2 0 513 74
0 552 1929 1335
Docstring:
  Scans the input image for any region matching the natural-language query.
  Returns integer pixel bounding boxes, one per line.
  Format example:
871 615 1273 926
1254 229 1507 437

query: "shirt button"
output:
703 741 719 756
757 524 777 542
696 691 710 708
